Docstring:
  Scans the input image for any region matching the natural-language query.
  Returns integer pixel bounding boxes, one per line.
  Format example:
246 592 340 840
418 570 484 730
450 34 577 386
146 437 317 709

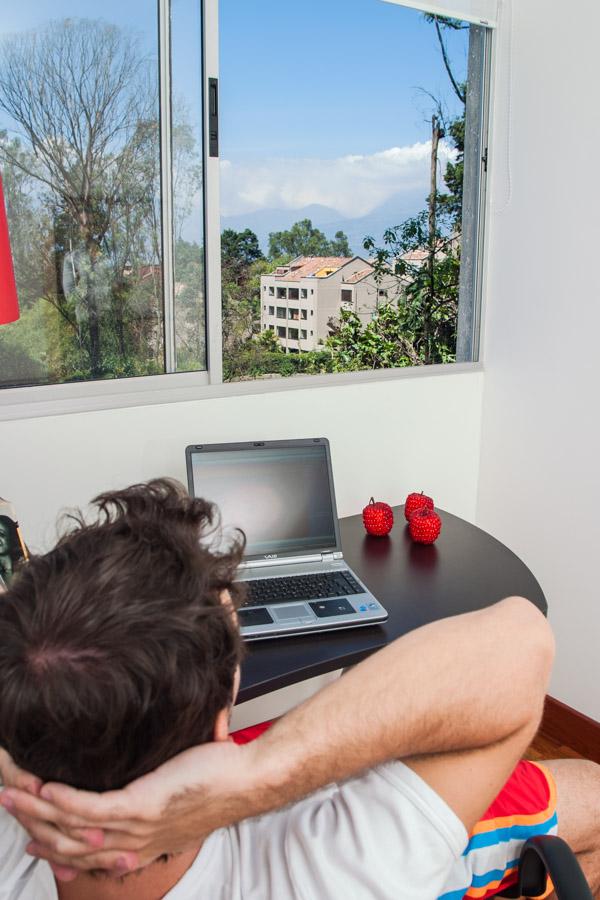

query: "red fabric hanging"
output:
0 174 19 325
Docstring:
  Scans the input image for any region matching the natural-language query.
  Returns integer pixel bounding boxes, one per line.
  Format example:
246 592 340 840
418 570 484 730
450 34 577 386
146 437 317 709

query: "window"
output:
277 326 286 337
2 0 491 403
0 0 205 389
288 328 299 340
218 0 490 380
301 329 307 339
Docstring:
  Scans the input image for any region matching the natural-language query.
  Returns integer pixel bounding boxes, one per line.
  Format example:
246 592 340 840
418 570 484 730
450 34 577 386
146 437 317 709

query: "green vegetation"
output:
222 15 468 380
0 18 201 387
268 219 351 260
0 14 468 387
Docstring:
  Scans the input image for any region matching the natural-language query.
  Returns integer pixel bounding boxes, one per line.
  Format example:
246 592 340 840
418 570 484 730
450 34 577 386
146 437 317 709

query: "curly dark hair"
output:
0 478 246 791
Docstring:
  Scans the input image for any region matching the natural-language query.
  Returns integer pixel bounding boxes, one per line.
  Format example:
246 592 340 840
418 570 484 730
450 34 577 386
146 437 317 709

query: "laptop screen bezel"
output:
185 438 343 561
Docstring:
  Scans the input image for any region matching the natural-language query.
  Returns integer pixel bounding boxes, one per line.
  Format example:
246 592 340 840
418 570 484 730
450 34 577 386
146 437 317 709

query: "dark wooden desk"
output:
237 506 546 704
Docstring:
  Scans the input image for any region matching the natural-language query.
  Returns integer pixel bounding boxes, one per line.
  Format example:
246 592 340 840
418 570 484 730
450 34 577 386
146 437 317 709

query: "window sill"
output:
0 361 483 422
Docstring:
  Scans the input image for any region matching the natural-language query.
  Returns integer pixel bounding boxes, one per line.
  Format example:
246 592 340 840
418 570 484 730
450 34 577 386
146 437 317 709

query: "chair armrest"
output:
516 835 593 899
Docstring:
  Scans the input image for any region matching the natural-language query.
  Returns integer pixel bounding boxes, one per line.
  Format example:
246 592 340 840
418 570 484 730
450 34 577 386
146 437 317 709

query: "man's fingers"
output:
1 788 90 830
49 863 79 882
69 827 106 848
26 842 142 876
17 814 95 857
0 750 42 794
40 782 154 825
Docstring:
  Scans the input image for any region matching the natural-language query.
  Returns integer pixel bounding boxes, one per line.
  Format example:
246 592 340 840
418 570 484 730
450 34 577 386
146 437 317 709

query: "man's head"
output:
0 479 245 792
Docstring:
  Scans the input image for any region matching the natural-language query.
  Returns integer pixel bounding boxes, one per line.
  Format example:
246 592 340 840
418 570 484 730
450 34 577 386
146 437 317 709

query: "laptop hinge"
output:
240 554 323 570
322 551 343 562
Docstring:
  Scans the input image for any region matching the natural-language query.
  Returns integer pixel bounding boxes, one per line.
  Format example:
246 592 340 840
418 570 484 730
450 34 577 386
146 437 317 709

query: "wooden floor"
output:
527 731 585 761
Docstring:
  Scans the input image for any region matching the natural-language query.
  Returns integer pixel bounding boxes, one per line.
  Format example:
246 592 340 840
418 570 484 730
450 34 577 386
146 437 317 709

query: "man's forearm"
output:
0 596 552 876
240 596 553 818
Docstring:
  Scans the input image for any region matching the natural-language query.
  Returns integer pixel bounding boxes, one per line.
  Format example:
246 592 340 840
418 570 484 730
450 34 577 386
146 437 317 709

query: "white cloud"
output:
220 142 457 218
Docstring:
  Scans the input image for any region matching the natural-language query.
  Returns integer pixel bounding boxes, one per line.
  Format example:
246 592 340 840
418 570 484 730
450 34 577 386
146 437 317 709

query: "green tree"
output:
329 230 352 257
354 14 468 367
0 19 161 378
221 228 263 285
220 240 267 360
268 219 351 260
326 305 421 371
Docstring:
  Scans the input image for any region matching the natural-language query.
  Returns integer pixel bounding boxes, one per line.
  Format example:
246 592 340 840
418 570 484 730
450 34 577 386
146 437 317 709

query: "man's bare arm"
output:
0 596 553 876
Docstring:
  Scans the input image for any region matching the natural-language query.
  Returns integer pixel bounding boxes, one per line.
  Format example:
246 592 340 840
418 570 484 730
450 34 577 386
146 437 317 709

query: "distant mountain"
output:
220 189 427 256
220 204 344 251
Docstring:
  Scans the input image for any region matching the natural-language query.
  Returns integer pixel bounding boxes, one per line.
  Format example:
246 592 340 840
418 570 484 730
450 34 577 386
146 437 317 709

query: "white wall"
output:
1 371 483 554
477 0 600 719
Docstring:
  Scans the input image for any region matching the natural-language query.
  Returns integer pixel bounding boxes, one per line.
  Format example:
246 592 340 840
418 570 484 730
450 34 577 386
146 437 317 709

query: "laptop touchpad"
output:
272 604 313 622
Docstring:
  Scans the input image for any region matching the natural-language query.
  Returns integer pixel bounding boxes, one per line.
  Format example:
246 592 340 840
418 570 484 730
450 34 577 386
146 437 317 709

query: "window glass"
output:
171 0 207 373
0 0 205 388
219 0 486 380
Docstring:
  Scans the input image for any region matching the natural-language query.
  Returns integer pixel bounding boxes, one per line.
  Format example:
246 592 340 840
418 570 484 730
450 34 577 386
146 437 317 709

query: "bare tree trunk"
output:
426 115 444 365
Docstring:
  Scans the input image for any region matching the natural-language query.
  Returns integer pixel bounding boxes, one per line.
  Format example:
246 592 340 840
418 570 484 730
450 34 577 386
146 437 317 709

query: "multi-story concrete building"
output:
260 256 399 352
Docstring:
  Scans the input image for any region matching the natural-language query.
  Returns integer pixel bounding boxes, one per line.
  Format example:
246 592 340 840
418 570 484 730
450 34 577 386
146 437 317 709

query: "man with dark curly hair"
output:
0 479 599 899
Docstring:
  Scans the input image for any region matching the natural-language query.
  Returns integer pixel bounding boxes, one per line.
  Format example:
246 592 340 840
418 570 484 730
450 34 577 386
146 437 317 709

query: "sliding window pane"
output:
171 0 207 372
0 0 207 389
0 4 162 386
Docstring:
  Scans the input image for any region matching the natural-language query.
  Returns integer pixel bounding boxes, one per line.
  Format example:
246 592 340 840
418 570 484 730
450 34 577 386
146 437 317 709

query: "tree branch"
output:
434 18 466 105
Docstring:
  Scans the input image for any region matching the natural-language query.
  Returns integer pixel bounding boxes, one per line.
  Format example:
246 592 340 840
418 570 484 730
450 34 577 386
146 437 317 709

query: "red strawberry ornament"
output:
362 497 394 537
408 506 442 544
404 491 434 521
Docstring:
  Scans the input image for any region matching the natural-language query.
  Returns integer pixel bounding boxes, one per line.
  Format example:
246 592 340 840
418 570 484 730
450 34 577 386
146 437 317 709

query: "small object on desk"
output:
408 506 442 544
362 497 394 536
404 491 434 521
0 497 28 586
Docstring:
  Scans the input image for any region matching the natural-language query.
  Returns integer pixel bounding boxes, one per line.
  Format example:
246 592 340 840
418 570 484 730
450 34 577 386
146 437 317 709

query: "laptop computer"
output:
185 438 388 640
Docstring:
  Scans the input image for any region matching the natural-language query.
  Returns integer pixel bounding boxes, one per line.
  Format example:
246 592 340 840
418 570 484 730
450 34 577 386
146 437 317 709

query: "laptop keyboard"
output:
240 570 363 607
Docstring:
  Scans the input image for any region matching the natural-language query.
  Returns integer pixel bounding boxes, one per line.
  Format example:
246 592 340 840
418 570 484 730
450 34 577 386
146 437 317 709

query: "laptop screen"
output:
187 443 338 559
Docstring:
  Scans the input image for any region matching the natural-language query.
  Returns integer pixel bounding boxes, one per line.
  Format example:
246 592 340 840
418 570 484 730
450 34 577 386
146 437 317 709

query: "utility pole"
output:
426 113 444 365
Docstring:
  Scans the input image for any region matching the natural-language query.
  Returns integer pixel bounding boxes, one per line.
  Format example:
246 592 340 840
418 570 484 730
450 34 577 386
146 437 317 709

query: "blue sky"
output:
220 0 468 159
1 2 470 221
220 0 469 218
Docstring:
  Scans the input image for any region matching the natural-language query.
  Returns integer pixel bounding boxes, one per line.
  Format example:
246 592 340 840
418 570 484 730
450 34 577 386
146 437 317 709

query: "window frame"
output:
0 0 491 422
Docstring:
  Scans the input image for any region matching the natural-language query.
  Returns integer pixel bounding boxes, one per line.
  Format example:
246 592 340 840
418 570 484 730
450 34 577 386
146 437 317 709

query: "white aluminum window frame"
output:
0 0 490 422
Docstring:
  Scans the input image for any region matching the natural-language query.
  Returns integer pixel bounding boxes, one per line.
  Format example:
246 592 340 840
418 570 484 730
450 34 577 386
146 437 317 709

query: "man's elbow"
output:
494 595 555 689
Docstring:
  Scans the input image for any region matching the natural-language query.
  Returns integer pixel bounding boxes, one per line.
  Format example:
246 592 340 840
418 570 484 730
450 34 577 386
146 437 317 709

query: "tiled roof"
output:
267 256 354 281
343 265 373 284
401 248 430 263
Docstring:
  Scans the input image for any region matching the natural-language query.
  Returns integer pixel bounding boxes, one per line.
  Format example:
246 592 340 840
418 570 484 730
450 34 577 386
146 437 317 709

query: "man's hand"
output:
0 600 552 882
0 740 261 880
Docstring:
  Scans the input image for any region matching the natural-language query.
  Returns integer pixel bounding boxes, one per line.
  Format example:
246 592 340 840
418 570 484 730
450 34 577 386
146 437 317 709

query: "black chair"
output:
495 835 593 899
